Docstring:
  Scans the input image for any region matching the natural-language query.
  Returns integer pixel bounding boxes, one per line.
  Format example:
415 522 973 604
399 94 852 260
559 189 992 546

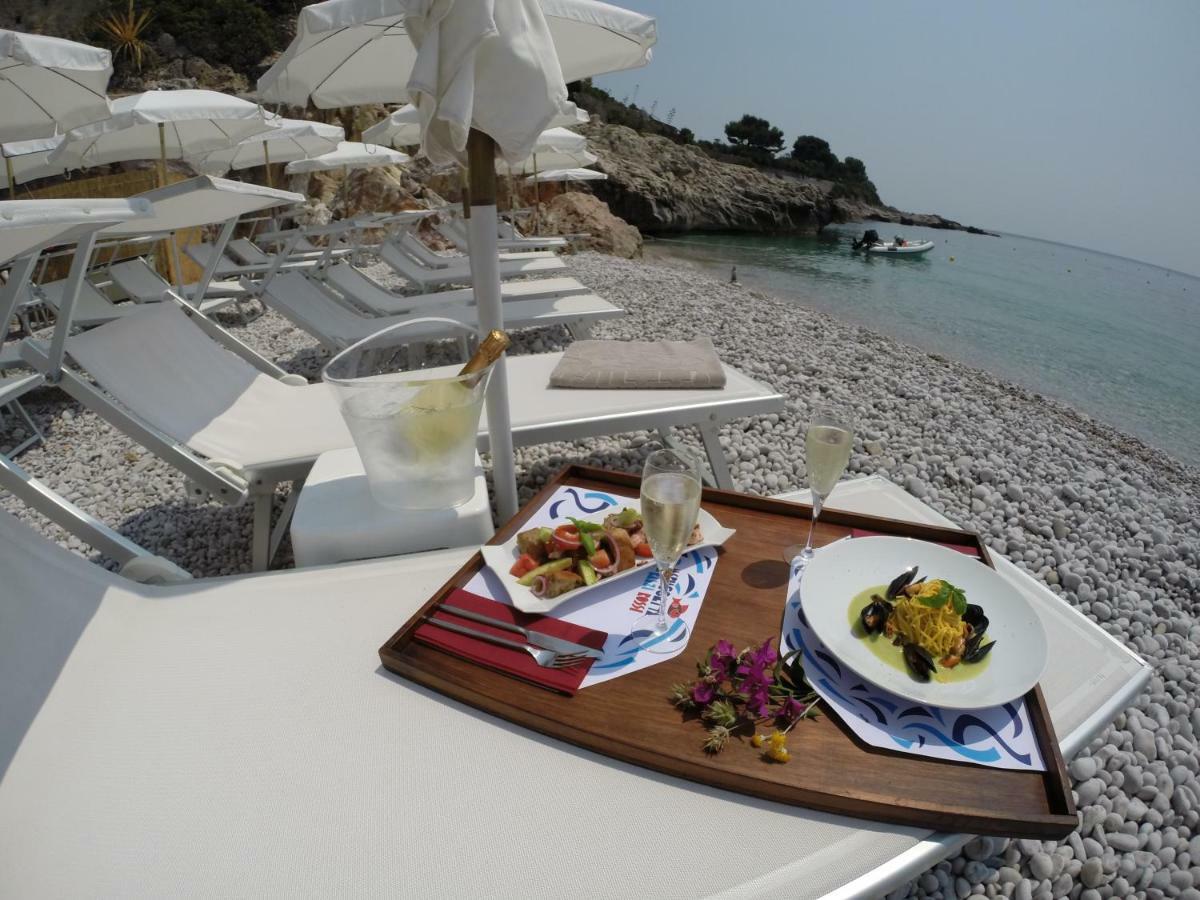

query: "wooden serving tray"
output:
380 466 1076 838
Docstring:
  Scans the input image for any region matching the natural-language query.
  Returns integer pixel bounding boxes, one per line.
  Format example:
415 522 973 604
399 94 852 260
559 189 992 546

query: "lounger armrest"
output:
279 374 309 386
119 554 194 584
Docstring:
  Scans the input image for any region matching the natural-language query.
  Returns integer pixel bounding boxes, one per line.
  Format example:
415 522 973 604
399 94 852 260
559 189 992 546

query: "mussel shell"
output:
963 638 996 664
962 603 986 628
859 598 892 635
886 566 919 600
902 642 937 681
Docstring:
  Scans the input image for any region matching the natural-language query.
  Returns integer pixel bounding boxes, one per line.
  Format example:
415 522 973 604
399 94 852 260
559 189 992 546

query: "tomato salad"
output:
509 507 702 600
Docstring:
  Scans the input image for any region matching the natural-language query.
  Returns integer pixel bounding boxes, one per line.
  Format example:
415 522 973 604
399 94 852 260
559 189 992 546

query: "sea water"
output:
653 227 1200 466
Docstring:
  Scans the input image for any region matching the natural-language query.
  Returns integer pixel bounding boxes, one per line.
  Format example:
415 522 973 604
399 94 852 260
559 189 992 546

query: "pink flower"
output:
744 681 773 718
775 696 807 724
709 640 737 678
691 681 717 705
748 638 778 670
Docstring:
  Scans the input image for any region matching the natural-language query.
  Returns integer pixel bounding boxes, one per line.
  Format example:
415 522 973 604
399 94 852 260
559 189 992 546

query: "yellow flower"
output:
750 733 764 748
768 730 787 749
767 746 790 763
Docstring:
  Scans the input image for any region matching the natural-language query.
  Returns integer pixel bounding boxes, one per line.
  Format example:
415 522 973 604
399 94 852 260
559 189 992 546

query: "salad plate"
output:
481 503 734 614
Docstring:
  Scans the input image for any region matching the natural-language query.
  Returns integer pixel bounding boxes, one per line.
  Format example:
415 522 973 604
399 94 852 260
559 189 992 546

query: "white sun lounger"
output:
226 237 353 267
0 476 1149 898
24 302 782 570
259 271 621 351
436 216 568 252
320 263 592 317
379 239 566 290
185 242 316 279
105 258 243 316
32 278 139 328
396 230 557 268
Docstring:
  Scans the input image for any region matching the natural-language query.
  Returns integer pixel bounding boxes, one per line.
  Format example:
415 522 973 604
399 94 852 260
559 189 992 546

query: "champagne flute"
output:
634 448 702 653
785 408 853 567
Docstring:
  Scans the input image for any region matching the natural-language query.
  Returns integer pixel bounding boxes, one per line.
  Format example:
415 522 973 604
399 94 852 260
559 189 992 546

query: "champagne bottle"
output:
459 330 509 385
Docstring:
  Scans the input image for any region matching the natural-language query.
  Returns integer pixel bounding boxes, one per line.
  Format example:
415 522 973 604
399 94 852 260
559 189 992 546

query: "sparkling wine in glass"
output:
634 448 702 653
785 409 853 567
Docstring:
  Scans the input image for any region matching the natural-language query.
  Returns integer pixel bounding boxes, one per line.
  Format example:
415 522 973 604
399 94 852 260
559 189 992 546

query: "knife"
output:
435 603 606 659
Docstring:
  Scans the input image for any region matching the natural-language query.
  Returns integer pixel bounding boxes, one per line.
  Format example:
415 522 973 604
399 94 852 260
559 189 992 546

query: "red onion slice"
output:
530 575 549 597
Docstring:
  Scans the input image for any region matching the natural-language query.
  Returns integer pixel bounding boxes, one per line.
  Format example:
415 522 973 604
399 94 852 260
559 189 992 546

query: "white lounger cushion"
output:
59 304 780 473
65 304 350 469
261 272 620 349
324 264 590 316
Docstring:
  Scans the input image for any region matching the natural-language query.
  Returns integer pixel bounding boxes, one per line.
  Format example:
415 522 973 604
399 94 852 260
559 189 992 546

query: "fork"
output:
424 617 590 669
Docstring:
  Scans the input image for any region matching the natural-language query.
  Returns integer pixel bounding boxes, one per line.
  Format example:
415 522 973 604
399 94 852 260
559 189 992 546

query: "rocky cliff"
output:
581 123 992 237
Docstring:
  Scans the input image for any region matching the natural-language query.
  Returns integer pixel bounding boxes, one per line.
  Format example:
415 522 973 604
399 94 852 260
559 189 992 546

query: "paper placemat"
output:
467 486 721 688
780 556 1046 771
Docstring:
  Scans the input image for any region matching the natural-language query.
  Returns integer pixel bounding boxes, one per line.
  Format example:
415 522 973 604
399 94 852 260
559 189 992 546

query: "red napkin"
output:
850 528 982 557
413 589 608 696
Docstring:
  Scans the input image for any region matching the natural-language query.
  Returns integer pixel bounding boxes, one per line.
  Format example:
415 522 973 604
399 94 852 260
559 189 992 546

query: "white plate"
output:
802 536 1047 709
481 504 734 614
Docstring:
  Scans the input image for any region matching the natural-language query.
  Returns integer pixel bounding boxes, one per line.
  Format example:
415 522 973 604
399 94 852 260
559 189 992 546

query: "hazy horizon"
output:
593 1 1200 278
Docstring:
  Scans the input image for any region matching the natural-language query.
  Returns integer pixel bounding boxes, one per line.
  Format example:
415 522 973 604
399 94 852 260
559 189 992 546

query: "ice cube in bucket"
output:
322 320 493 510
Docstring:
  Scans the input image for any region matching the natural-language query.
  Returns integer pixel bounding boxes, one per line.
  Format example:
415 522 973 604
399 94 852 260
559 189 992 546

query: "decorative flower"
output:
690 680 716 706
709 639 737 678
748 638 778 670
775 696 807 724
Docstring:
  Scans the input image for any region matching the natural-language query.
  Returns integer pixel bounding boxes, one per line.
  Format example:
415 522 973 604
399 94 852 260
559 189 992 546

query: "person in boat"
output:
854 228 880 251
894 235 907 247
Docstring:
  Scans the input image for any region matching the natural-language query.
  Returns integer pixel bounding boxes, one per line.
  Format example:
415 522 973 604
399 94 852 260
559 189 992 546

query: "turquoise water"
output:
651 226 1200 466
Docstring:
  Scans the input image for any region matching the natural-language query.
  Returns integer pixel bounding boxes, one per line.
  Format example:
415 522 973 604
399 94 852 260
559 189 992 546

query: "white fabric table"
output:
0 476 1148 898
290 447 494 567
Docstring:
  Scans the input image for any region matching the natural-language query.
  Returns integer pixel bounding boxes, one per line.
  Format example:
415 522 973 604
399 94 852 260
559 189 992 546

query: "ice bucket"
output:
322 319 493 510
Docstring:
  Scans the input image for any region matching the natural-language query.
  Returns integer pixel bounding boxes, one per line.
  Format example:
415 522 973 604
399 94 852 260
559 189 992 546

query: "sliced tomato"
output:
509 553 539 578
634 542 654 558
552 524 582 551
588 549 611 570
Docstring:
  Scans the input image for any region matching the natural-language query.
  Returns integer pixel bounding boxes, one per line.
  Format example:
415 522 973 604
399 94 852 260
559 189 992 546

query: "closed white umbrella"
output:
525 166 606 184
0 30 113 143
1 135 66 195
263 0 657 519
283 141 409 174
189 118 344 185
50 89 278 182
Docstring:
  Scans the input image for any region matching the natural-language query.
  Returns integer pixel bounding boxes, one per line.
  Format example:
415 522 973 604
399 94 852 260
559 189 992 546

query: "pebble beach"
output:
2 250 1199 900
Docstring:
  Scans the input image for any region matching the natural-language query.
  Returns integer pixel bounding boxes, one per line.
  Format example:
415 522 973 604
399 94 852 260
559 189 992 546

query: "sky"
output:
593 1 1200 277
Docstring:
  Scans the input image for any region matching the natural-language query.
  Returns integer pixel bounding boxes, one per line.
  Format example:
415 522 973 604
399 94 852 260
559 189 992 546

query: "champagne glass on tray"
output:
785 408 853 567
634 448 703 653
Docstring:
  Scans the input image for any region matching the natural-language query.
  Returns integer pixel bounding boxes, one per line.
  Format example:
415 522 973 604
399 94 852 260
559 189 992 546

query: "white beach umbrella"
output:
262 0 657 520
0 30 113 143
364 102 587 150
49 90 278 178
258 0 655 109
188 118 344 183
1 136 66 194
525 166 606 184
283 141 409 174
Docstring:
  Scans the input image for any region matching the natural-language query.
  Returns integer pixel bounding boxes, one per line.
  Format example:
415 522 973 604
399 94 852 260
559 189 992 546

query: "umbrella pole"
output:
532 153 540 236
4 157 14 200
157 122 181 285
263 141 274 189
466 128 518 522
